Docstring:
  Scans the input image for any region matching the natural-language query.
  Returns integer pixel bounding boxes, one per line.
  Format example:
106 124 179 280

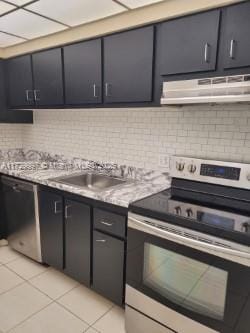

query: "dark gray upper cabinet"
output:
159 10 220 75
64 39 102 105
104 26 154 103
32 48 64 106
64 199 91 286
223 1 250 69
6 55 34 108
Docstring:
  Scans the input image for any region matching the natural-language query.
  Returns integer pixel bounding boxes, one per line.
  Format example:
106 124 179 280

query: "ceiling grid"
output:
0 0 165 47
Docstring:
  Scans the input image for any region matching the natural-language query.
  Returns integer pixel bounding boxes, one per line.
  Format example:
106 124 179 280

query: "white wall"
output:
21 105 250 170
0 124 23 149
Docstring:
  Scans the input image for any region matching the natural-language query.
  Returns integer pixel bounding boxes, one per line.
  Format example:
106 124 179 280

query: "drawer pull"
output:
100 220 113 227
96 239 106 243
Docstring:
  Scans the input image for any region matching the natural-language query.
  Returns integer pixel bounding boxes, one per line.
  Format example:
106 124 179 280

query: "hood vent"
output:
161 74 250 105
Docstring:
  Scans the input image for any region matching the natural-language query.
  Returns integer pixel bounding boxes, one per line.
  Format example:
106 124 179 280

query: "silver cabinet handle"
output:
204 43 210 63
100 220 113 227
230 39 236 59
105 83 111 97
65 205 72 219
96 239 106 243
93 84 98 98
25 90 33 102
54 201 62 214
34 90 40 101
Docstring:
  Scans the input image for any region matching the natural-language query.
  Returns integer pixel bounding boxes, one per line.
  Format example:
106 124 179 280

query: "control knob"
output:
174 206 182 215
188 164 197 173
186 208 194 218
176 162 185 172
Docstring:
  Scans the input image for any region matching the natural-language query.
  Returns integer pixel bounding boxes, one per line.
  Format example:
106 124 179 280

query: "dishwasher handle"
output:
1 176 36 192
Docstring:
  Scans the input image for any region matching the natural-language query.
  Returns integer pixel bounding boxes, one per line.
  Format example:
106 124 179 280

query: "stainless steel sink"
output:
51 172 132 191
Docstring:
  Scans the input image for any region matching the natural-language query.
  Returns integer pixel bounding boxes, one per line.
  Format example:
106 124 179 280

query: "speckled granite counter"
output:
0 149 171 208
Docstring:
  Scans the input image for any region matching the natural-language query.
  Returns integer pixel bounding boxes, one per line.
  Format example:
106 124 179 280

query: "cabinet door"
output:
159 10 220 75
64 39 102 105
93 231 124 305
104 26 154 103
64 199 91 286
32 48 64 106
39 190 63 269
6 55 34 108
223 2 250 69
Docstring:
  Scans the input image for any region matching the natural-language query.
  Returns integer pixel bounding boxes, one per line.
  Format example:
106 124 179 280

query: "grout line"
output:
4 262 49 282
89 305 115 331
27 278 79 303
5 301 54 333
54 298 90 326
0 279 26 297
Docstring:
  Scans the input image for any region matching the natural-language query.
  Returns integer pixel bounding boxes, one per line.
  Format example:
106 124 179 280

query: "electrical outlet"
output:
159 155 170 168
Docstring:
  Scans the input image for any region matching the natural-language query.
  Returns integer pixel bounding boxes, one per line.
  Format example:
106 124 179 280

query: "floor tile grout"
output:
3 262 49 281
0 248 125 333
54 298 90 326
0 280 26 297
5 301 54 333
89 305 115 332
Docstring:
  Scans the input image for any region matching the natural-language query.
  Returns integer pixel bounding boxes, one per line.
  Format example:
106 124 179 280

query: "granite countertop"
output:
0 149 171 208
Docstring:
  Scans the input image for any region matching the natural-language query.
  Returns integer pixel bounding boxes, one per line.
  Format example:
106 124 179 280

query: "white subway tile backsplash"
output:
1 105 250 171
18 105 250 171
0 124 23 149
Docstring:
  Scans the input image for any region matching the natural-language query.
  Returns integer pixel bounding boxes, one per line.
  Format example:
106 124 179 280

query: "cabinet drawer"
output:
93 208 126 238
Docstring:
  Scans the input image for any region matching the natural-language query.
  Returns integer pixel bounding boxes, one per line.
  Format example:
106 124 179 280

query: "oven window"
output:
143 243 228 320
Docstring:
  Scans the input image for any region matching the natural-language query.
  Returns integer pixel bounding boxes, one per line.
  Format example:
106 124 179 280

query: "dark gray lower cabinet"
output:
39 187 126 305
64 199 91 286
93 230 125 305
39 190 63 270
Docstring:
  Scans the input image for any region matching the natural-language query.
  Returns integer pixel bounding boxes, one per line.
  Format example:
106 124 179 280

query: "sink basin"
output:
51 172 131 191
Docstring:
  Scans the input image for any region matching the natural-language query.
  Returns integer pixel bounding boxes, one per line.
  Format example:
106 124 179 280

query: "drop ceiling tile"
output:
0 31 26 47
0 9 67 39
0 1 16 15
119 0 164 9
6 0 35 6
26 0 127 27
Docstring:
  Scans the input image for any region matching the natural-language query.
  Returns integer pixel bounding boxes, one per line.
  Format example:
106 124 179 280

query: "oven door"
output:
126 213 250 333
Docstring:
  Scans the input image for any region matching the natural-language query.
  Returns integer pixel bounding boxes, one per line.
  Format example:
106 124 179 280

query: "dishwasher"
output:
1 176 42 262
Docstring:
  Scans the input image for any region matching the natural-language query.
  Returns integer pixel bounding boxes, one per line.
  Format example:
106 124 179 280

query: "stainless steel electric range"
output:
125 156 250 333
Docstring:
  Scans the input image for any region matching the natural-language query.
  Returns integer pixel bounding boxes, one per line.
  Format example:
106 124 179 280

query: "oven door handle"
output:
128 216 250 266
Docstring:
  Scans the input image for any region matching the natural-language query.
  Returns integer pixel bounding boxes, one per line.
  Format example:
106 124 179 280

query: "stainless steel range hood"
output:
161 74 250 105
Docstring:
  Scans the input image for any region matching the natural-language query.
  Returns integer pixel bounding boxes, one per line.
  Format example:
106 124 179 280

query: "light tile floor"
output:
0 246 126 333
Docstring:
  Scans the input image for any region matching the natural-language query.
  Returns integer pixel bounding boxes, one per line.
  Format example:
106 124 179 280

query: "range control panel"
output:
168 200 250 235
200 164 241 181
170 156 250 190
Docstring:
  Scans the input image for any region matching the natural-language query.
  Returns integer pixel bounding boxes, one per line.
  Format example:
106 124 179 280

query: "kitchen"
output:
0 0 250 332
